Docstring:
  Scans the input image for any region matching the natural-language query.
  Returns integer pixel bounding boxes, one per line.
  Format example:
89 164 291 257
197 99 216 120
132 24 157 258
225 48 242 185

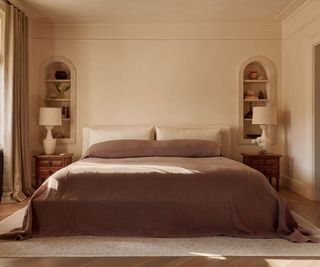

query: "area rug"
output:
0 209 319 257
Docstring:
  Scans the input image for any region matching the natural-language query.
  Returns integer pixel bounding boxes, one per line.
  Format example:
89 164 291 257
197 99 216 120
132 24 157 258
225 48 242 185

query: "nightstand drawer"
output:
241 153 282 191
39 160 63 167
34 153 73 188
249 158 278 166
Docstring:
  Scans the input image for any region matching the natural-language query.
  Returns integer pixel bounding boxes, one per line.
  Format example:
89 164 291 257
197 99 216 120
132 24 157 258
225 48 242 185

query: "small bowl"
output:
55 71 68 80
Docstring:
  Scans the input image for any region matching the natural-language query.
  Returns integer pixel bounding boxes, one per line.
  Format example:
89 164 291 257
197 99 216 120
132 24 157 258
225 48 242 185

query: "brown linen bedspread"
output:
1 156 316 242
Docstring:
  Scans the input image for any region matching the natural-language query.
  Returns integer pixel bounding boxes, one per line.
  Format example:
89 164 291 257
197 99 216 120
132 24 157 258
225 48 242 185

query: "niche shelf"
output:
239 56 276 145
39 56 76 144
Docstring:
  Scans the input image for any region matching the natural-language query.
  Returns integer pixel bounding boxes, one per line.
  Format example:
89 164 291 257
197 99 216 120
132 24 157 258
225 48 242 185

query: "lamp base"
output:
43 139 56 155
260 125 271 152
42 126 57 155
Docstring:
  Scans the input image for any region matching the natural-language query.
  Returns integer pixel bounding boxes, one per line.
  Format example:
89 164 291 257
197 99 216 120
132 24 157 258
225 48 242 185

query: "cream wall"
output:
282 0 320 199
28 22 282 161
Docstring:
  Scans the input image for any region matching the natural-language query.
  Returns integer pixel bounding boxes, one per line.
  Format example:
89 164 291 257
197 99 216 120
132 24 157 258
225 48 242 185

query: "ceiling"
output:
20 0 305 24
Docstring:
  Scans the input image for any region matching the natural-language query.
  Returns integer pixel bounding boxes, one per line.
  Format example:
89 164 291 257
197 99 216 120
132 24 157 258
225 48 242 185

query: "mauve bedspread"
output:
2 156 316 242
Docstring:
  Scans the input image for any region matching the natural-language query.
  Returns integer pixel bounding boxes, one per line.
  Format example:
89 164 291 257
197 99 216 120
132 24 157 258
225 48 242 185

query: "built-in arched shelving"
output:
239 56 276 144
39 56 76 144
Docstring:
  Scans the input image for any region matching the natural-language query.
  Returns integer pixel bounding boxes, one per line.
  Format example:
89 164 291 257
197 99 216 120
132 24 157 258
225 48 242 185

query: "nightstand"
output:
241 153 282 191
34 153 73 188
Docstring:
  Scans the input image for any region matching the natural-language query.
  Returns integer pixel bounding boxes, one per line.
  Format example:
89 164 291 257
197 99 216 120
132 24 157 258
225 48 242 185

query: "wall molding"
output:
275 0 308 21
282 0 320 39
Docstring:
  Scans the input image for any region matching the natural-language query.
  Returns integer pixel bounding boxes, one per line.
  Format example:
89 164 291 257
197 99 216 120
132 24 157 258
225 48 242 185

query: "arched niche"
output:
239 56 276 144
38 56 76 144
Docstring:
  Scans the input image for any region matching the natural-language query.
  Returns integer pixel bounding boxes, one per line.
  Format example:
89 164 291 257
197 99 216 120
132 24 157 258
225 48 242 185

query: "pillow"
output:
87 127 154 147
155 127 222 146
81 139 221 159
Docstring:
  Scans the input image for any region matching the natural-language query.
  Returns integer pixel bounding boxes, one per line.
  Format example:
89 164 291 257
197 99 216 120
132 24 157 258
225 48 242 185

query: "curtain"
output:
1 2 33 203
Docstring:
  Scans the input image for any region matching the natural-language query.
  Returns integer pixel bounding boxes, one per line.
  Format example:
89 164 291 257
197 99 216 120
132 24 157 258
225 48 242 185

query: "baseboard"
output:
281 175 314 199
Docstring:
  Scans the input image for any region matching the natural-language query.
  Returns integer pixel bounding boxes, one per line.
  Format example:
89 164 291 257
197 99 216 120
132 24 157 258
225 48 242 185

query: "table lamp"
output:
39 107 62 155
252 106 277 152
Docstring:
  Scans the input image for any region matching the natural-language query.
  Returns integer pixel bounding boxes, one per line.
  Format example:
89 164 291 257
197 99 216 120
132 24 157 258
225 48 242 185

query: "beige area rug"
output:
0 208 319 257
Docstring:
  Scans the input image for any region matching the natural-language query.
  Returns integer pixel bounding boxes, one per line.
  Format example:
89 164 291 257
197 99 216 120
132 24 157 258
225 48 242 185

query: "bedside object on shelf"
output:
245 88 258 100
55 70 67 80
252 106 277 152
54 132 65 138
54 83 70 98
241 153 282 191
34 153 73 188
244 102 253 119
249 69 258 79
62 106 66 118
246 134 261 139
258 90 265 99
66 107 70 118
39 107 62 155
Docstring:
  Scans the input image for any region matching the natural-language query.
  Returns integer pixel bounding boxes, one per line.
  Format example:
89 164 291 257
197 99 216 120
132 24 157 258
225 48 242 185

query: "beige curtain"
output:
1 2 33 203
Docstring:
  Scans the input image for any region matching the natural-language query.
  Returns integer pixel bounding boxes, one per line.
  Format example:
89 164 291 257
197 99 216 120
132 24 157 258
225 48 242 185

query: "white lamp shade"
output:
252 106 277 125
39 107 62 126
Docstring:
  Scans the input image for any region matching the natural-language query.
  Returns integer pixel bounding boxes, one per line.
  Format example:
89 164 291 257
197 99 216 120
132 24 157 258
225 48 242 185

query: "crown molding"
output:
282 0 320 39
275 0 309 21
20 0 306 25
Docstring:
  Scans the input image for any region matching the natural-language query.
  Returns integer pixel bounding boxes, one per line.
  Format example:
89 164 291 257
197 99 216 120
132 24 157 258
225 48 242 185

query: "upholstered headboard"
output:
82 126 155 154
155 125 231 158
82 125 232 158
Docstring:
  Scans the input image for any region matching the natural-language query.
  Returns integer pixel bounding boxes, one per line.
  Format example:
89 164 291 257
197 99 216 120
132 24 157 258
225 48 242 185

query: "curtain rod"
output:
3 0 24 13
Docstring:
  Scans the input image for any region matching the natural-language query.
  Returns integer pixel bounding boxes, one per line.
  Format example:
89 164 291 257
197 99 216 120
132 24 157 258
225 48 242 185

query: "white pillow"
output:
87 127 154 148
155 126 222 146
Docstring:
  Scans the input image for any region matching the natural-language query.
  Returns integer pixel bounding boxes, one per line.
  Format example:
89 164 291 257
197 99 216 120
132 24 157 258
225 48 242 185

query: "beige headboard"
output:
155 125 232 158
82 125 232 158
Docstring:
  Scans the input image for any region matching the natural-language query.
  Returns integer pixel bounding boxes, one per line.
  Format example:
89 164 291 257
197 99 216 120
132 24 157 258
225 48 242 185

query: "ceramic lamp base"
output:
260 125 271 152
43 126 57 155
43 139 56 155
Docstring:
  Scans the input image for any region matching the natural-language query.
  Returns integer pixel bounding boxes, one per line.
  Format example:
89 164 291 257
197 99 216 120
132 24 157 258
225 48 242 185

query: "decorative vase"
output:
245 89 257 99
58 90 65 99
258 90 265 99
55 71 67 80
249 70 258 79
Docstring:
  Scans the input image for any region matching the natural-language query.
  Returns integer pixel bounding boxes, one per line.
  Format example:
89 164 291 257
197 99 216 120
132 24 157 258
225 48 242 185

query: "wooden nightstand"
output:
241 153 282 191
34 153 73 188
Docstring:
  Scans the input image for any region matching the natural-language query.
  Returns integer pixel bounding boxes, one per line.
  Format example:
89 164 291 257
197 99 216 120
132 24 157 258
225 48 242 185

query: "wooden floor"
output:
280 190 320 228
0 189 319 267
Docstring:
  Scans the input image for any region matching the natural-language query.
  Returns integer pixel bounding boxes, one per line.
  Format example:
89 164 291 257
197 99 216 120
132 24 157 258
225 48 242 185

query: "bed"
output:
0 125 316 242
